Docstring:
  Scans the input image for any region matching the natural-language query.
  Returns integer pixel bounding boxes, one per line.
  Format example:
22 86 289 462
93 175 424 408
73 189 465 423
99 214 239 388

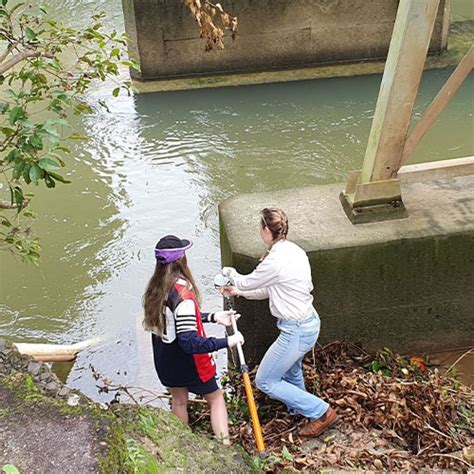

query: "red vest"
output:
176 283 216 383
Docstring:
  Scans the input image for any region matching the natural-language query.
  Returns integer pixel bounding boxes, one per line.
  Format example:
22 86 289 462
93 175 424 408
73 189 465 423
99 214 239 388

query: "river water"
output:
0 1 473 399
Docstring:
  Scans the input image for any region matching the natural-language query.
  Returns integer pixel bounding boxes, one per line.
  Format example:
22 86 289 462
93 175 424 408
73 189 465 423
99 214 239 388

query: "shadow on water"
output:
52 360 76 384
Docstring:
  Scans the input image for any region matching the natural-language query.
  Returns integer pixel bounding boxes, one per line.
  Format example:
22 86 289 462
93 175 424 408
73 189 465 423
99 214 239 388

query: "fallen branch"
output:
431 453 473 469
446 348 473 374
14 337 102 362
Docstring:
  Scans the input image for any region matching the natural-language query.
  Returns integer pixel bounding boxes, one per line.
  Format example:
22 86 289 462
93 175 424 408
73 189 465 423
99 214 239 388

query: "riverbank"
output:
0 339 253 473
2 338 472 472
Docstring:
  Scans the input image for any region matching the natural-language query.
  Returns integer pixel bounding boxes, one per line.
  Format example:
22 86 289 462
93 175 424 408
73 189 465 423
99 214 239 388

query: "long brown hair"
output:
143 254 201 335
260 207 289 259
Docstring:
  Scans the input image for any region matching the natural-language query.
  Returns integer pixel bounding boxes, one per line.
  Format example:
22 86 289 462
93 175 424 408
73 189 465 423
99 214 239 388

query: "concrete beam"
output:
398 156 474 183
122 0 450 83
361 0 441 183
401 47 474 166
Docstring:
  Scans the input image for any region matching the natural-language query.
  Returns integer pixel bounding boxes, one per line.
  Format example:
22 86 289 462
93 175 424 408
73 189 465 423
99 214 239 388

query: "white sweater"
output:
230 240 315 321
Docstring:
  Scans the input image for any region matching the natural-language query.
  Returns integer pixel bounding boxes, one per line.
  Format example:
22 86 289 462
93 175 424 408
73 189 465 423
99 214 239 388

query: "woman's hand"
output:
220 286 239 297
222 267 237 279
214 310 241 327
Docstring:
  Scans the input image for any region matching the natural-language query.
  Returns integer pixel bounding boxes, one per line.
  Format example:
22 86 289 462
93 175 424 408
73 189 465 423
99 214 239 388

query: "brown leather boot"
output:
299 407 338 437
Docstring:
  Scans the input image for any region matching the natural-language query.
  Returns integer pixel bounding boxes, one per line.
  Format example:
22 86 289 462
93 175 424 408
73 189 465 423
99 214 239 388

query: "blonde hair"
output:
260 207 289 259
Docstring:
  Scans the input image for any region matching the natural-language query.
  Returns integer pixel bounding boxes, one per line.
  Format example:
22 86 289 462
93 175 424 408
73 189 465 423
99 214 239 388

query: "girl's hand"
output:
220 286 239 297
214 310 241 327
227 331 245 348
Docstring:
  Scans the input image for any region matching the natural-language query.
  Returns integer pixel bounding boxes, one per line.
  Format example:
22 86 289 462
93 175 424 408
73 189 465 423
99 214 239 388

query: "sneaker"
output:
298 407 338 438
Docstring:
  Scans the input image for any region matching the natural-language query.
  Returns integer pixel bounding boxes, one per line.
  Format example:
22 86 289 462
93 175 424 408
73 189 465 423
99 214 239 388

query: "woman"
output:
143 234 244 444
222 208 337 438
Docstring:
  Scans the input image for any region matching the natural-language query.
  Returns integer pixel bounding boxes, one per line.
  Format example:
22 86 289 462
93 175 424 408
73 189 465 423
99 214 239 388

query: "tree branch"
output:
0 46 12 64
0 49 54 75
0 199 29 210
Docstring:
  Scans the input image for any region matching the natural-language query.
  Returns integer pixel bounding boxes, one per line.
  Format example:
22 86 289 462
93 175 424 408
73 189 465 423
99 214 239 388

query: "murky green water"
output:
0 0 473 399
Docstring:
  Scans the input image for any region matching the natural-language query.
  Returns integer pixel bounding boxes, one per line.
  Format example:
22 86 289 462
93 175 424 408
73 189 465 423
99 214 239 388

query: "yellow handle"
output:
242 371 266 453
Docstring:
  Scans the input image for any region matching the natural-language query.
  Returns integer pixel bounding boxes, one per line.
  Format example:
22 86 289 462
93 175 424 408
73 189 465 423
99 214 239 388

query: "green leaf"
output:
5 148 19 162
112 87 120 97
30 134 43 150
13 160 25 179
48 171 71 184
38 158 60 171
53 146 70 157
44 174 56 188
0 100 8 113
12 186 24 211
121 60 135 68
8 106 25 126
2 464 20 474
281 446 294 462
29 164 43 183
25 27 37 41
22 164 31 184
1 127 15 137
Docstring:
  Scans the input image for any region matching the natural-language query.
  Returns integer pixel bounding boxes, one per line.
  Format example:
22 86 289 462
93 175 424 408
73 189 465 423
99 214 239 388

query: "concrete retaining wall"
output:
219 175 474 365
122 0 450 80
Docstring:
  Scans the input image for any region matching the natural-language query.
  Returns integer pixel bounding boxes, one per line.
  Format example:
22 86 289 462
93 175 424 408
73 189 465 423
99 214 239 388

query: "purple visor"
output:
155 241 192 264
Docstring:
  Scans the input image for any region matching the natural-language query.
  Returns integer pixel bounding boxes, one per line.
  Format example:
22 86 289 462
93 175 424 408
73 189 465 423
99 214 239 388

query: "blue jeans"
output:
255 312 329 420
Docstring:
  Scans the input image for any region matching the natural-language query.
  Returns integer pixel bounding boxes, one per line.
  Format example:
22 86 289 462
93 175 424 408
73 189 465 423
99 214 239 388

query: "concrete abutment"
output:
219 174 474 364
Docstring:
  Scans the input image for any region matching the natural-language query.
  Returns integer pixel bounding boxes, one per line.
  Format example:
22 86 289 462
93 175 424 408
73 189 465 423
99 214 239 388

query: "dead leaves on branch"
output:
184 0 237 51
189 342 473 471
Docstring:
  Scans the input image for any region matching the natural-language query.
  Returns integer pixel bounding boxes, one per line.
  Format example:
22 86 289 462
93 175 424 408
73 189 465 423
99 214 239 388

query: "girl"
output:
143 234 244 444
222 208 337 438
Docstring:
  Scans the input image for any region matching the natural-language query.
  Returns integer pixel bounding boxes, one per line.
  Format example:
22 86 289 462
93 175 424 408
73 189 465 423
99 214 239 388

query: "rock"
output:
27 361 43 376
39 371 50 381
44 382 60 392
58 386 71 397
67 394 81 406
300 439 324 453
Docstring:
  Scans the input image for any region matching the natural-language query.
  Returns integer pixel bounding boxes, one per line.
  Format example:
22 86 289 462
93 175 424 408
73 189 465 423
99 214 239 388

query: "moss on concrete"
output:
0 370 255 473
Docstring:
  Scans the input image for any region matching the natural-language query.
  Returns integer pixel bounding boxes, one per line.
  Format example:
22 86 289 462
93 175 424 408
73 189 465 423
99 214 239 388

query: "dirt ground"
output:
0 382 105 473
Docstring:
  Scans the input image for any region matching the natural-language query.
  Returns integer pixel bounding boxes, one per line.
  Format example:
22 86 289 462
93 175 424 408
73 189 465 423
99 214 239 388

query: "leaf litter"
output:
189 342 473 471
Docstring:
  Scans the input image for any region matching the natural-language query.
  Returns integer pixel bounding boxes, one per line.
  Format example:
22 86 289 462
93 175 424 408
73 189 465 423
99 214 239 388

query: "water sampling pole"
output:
214 274 266 456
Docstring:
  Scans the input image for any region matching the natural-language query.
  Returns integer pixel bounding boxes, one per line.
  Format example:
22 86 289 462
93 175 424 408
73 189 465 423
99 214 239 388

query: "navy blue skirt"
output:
181 376 219 396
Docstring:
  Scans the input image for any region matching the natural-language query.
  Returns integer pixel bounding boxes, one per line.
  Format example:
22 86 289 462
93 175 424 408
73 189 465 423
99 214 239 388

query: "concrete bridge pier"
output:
219 170 474 364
